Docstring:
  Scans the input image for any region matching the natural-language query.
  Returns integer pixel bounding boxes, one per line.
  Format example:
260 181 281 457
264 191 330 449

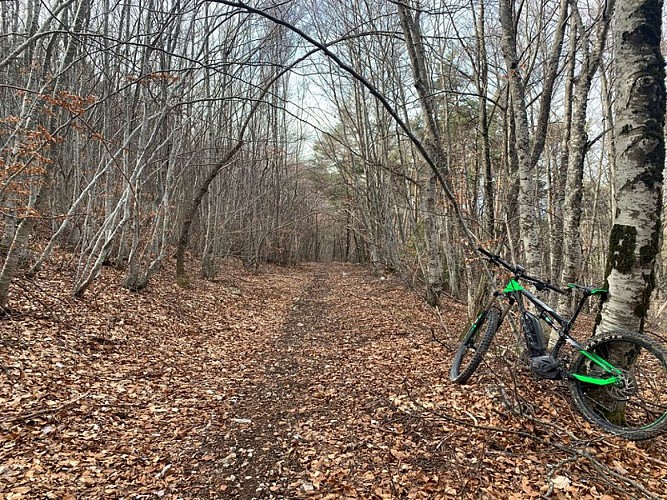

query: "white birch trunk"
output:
598 0 665 333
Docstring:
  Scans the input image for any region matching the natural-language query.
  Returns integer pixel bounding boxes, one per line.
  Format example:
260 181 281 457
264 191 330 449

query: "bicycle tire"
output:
569 331 667 440
450 307 501 384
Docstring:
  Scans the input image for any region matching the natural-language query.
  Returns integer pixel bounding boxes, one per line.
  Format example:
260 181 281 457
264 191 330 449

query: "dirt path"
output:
1 261 666 499
188 264 443 498
192 268 338 498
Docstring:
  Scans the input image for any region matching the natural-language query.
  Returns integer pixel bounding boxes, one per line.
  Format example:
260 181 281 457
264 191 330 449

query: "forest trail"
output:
189 265 451 499
1 261 666 499
188 266 454 498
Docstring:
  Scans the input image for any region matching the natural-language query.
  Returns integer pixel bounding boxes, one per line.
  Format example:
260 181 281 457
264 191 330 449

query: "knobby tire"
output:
570 331 667 440
450 307 500 384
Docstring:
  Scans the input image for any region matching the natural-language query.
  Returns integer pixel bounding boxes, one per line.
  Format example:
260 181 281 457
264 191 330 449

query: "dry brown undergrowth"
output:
1 258 665 499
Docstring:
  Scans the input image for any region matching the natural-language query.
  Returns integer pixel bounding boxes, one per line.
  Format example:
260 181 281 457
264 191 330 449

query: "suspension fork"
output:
483 291 514 324
498 291 515 322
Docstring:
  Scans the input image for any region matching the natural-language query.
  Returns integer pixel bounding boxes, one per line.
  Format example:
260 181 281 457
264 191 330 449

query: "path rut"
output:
187 264 444 499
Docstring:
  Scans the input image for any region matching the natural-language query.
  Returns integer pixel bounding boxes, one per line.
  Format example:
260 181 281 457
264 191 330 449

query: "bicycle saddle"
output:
567 283 607 296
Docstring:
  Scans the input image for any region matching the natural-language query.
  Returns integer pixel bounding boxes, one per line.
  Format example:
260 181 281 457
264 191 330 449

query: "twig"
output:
1 391 90 423
19 277 74 308
644 454 667 468
430 306 455 350
345 290 382 304
399 380 663 500
382 452 400 499
542 455 581 498
430 327 452 350
463 410 479 426
11 279 71 325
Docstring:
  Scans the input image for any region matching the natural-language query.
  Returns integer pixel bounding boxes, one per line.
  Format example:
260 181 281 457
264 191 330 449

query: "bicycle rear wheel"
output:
450 307 500 384
570 331 667 440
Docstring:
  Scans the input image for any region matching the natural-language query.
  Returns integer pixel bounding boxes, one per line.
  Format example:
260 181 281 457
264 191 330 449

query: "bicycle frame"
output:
490 279 622 386
455 248 667 439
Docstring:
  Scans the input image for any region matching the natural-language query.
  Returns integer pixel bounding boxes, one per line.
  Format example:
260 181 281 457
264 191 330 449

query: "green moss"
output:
632 140 665 191
608 224 637 274
639 216 663 266
633 269 656 328
637 2 664 47
639 240 659 266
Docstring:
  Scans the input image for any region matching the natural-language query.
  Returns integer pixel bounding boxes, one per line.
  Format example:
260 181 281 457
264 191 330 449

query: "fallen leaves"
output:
0 259 665 499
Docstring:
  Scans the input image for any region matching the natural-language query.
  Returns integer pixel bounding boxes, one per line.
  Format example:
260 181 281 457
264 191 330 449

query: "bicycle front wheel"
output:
450 307 500 384
570 331 667 440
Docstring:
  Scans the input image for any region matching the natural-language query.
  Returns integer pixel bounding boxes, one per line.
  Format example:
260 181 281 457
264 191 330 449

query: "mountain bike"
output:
450 247 667 440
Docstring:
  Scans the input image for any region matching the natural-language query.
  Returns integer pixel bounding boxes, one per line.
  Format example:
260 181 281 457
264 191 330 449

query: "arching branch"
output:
206 0 478 249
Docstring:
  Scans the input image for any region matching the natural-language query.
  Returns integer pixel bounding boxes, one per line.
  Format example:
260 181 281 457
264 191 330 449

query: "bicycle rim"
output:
570 332 667 440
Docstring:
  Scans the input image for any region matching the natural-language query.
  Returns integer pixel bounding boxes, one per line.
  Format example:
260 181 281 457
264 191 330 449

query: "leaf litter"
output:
0 259 665 499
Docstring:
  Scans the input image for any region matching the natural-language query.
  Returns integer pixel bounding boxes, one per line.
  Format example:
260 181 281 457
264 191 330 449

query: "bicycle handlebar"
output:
478 247 566 294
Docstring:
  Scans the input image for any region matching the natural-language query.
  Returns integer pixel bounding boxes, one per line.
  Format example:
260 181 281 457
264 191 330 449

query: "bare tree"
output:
397 1 445 305
498 0 568 272
557 0 614 316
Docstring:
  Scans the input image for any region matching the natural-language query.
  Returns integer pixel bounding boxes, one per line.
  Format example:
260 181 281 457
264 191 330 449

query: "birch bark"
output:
598 0 665 333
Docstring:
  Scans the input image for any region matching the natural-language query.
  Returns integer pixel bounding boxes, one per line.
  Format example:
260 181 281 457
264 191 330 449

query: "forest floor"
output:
0 259 666 499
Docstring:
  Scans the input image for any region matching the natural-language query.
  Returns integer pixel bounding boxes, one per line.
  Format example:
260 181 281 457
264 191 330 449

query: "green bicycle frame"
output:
500 277 623 386
571 350 622 386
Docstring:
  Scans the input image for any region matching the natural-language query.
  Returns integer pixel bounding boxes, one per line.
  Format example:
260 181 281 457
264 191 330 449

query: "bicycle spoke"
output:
571 332 667 439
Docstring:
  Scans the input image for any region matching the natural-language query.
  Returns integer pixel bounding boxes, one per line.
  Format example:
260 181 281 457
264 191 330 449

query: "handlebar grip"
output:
478 247 516 273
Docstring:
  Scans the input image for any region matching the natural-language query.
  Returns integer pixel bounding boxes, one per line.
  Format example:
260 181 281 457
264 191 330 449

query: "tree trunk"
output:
558 0 614 317
397 1 445 305
471 0 494 239
175 141 243 282
498 0 568 273
423 174 443 305
551 27 576 289
598 0 665 333
0 175 49 308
